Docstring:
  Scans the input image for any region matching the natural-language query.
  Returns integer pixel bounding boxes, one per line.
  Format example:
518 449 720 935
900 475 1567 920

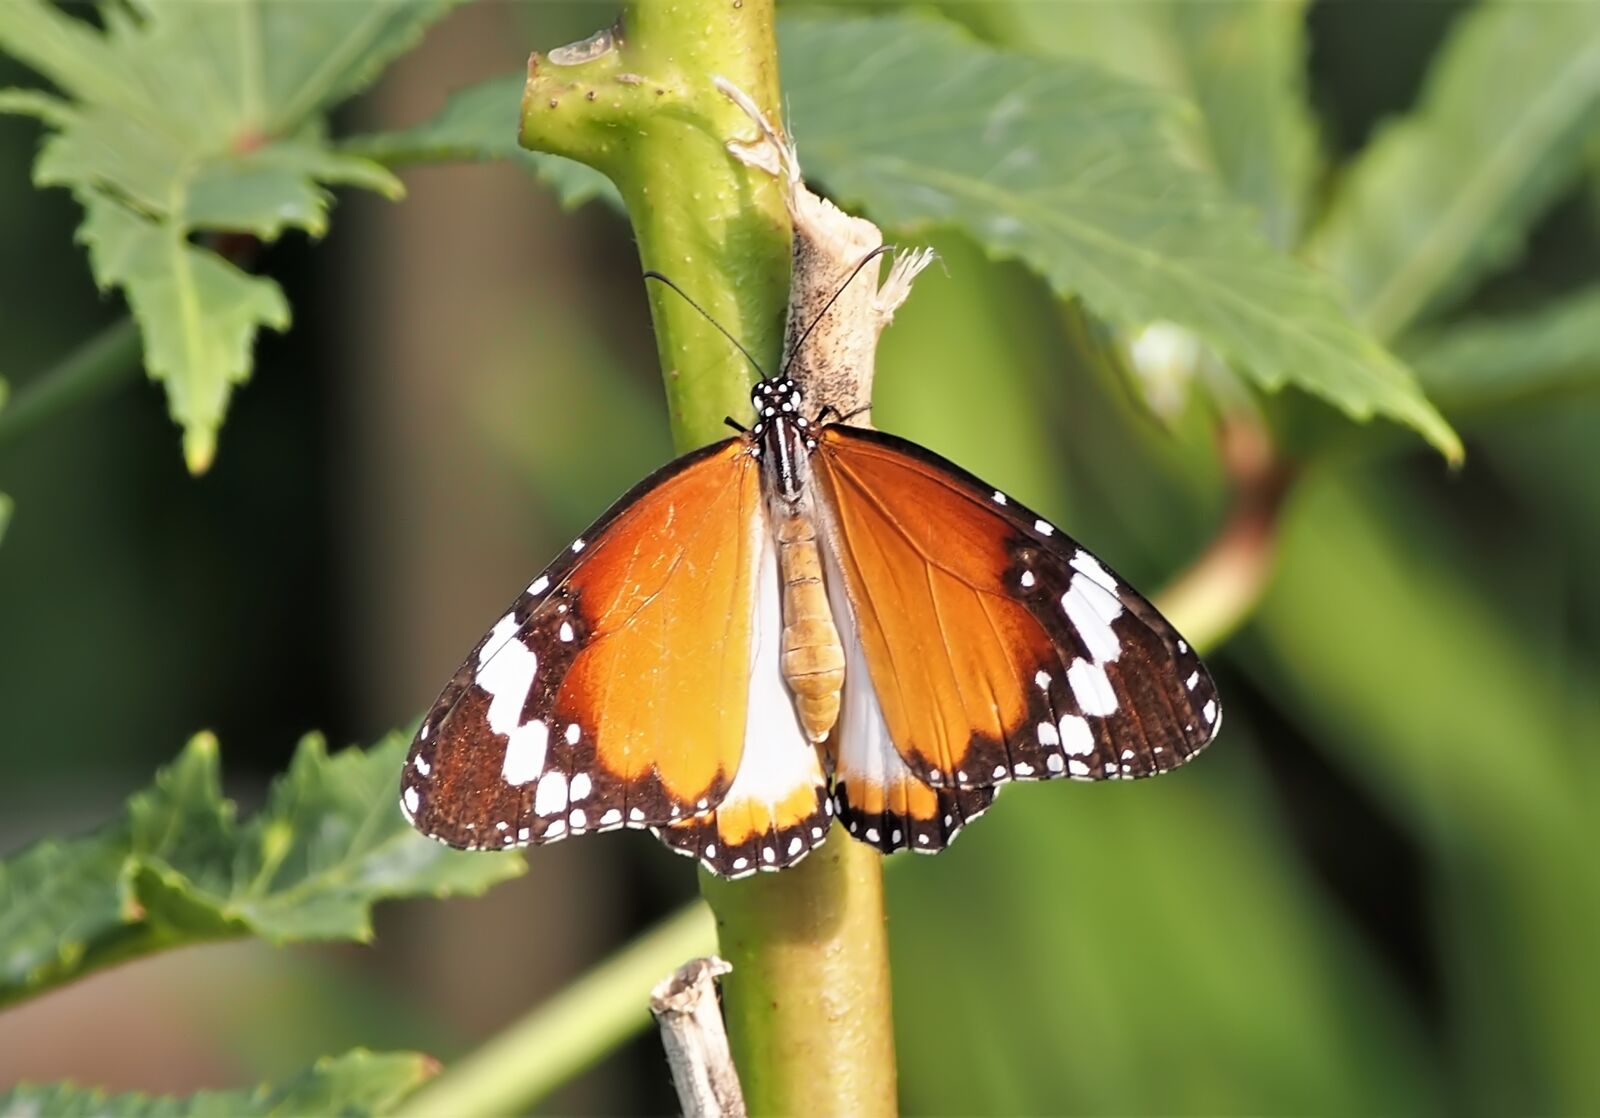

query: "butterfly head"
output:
749 377 806 436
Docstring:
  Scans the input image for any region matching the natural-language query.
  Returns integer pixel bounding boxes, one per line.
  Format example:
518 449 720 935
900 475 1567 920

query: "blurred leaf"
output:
344 74 619 210
1306 2 1600 339
994 0 1319 247
0 1049 434 1117
1250 471 1600 1113
1406 286 1600 412
890 751 1436 1114
0 0 448 471
0 730 523 1007
780 14 1460 462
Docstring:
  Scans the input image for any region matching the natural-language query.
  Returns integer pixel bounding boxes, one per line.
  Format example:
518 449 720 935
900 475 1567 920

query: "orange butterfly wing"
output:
401 437 831 877
812 425 1219 810
402 440 761 846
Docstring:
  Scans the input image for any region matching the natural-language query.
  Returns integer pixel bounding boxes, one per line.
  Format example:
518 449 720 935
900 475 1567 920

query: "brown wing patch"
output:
813 426 1219 793
402 439 764 850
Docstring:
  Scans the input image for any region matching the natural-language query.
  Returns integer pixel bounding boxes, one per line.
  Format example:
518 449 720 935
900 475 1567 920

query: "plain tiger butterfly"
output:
400 260 1221 879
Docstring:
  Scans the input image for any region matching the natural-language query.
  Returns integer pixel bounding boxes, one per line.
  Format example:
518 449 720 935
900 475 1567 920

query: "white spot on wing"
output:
402 786 419 814
528 575 550 596
1058 714 1094 755
572 538 586 552
1203 700 1217 724
413 753 431 776
1067 659 1118 716
1061 574 1123 664
535 771 567 815
1070 550 1117 593
1036 721 1059 746
992 491 1007 505
1034 519 1054 536
1187 670 1200 690
565 722 581 744
1035 670 1052 690
478 612 521 667
570 772 593 801
1020 570 1036 588
501 719 549 785
559 621 575 642
476 615 550 780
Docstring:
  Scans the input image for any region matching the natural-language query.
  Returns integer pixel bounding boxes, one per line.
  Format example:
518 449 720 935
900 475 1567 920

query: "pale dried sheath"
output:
651 956 747 1118
716 76 934 428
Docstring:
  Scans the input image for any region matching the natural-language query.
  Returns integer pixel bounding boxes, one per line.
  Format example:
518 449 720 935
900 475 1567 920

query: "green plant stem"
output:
0 318 141 450
392 903 717 1118
700 833 898 1115
519 5 897 1116
518 0 791 447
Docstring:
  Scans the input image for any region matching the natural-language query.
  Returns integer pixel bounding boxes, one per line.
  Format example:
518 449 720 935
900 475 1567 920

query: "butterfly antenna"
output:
642 271 768 380
780 244 897 377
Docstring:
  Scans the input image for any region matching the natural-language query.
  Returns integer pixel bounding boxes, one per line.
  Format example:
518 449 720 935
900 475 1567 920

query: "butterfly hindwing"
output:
653 530 834 878
812 425 1220 793
401 439 769 850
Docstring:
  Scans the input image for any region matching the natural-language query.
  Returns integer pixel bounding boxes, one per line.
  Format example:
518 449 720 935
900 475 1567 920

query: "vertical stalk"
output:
520 4 897 1114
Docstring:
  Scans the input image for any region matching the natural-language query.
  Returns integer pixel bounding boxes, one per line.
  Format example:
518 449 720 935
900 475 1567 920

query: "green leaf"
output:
0 0 447 471
77 195 290 473
1405 287 1600 413
0 1049 435 1118
1306 2 1600 339
993 0 1319 248
779 14 1460 462
0 730 522 1007
344 74 620 210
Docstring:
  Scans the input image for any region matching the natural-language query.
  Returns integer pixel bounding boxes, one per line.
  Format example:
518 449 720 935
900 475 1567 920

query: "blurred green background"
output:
2 1 1598 1114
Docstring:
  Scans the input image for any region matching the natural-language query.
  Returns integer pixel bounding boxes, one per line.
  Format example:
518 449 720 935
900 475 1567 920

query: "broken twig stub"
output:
651 955 746 1118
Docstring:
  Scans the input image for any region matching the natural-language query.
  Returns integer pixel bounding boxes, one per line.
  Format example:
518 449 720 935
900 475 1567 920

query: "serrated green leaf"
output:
343 74 619 210
0 1049 434 1118
0 0 450 470
1405 287 1600 413
0 731 522 1007
1307 2 1600 339
779 14 1460 462
77 194 290 473
0 830 137 997
995 0 1319 248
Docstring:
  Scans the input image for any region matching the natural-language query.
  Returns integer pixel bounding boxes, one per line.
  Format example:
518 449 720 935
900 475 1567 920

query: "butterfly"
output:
400 280 1221 880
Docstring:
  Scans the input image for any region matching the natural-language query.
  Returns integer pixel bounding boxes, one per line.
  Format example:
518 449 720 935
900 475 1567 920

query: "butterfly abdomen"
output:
775 511 844 743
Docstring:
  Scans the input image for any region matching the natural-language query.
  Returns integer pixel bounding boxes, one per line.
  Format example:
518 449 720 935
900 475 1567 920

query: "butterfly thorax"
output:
748 377 844 743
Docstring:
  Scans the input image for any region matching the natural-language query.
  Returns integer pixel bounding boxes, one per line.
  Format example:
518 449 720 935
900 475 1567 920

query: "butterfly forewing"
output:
401 439 768 850
812 425 1220 792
